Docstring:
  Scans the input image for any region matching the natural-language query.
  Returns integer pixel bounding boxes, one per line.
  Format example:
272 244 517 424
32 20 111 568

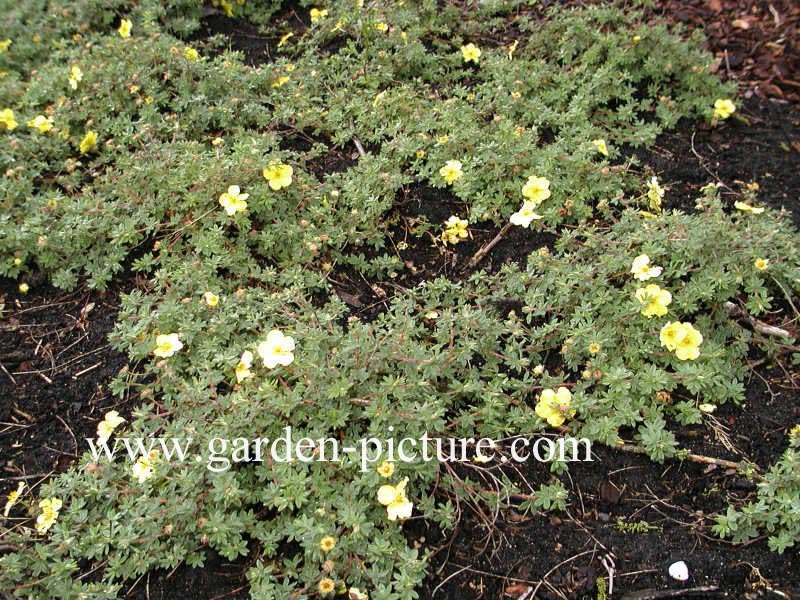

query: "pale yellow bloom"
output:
96 410 125 444
262 163 293 190
219 185 249 215
441 215 468 245
0 108 17 131
132 450 159 483
535 387 575 427
509 201 543 228
202 291 219 307
635 284 672 317
754 258 769 271
35 497 62 534
184 47 199 61
18 282 29 294
27 115 53 133
377 477 413 521
646 176 664 212
319 535 336 552
4 482 25 517
235 350 254 383
377 461 395 478
153 333 183 358
118 18 132 38
631 254 662 281
319 578 336 596
439 160 463 185
310 8 328 23
461 43 481 63
0 40 10 54
588 342 601 354
68 65 83 90
592 139 609 157
271 75 290 88
257 330 295 368
521 175 551 205
660 321 703 360
713 99 736 120
79 131 98 153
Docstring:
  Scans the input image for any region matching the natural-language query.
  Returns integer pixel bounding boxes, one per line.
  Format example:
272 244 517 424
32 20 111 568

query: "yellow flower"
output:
441 215 468 245
521 175 551 205
713 98 736 120
319 536 336 552
68 65 83 90
377 461 395 478
635 284 672 318
218 185 249 215
0 108 17 131
202 291 219 307
277 32 294 47
318 578 336 596
533 364 545 375
0 39 11 54
437 135 449 145
646 176 664 212
79 131 98 153
235 350 254 383
754 258 769 271
439 160 463 185
415 149 425 159
509 201 543 228
97 410 125 444
734 201 765 214
461 43 481 63
674 323 703 361
153 333 183 358
262 163 293 190
535 386 575 427
660 321 702 360
118 18 132 38
310 7 328 23
257 329 295 369
211 136 225 146
132 450 158 483
348 589 369 600
377 477 413 521
588 342 601 354
27 114 53 133
630 254 662 281
18 282 29 294
510 91 521 99
184 47 199 61
218 0 234 17
271 75 290 88
592 139 609 157
373 22 389 32
4 482 25 517
35 497 62 534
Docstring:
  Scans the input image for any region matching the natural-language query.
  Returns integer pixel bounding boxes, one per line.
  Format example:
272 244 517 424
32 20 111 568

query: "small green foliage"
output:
713 428 800 553
615 519 662 534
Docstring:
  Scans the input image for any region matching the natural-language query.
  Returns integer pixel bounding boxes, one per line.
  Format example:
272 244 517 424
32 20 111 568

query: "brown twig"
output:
464 221 512 271
614 443 757 474
620 586 721 600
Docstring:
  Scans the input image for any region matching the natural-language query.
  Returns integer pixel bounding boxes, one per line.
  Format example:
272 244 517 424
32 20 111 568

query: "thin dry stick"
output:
464 221 512 271
620 586 721 600
723 301 792 339
614 443 757 474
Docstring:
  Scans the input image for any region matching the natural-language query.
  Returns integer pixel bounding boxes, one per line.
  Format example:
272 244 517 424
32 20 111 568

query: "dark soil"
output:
2 3 799 600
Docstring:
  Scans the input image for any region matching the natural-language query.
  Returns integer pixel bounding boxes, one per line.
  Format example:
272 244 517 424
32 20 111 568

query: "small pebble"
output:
668 560 689 581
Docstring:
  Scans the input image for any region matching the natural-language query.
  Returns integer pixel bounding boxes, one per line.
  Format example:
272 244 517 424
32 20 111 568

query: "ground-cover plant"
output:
1 1 798 599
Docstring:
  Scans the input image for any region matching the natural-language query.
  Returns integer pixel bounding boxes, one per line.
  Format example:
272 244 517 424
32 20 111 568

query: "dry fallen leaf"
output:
731 18 751 29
